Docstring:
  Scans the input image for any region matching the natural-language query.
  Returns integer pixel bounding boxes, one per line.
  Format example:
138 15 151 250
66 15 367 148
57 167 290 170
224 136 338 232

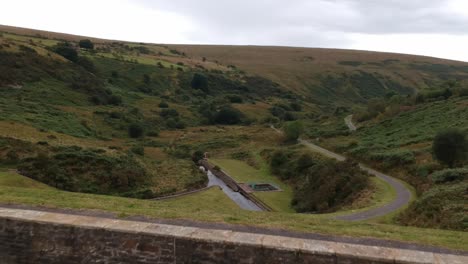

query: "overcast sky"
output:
2 0 468 61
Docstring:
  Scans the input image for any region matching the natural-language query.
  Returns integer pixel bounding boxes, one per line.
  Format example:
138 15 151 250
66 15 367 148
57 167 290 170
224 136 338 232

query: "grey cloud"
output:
134 0 468 46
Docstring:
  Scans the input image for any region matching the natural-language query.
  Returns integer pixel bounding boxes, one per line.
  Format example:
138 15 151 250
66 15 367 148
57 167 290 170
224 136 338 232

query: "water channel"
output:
205 170 262 211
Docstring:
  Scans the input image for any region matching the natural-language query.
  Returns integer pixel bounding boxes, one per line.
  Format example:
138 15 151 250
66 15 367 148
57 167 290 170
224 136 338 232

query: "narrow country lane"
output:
273 123 413 221
300 139 412 221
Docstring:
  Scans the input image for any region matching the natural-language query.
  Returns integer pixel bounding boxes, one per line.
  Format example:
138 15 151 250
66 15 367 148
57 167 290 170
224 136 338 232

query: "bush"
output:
130 145 145 156
289 102 302 111
191 73 208 92
269 106 286 118
283 121 303 142
433 129 467 167
370 150 415 167
430 168 468 184
226 95 243 103
214 106 243 125
76 56 96 73
398 183 467 231
78 39 94 50
53 42 78 62
18 148 150 197
143 74 151 84
192 150 205 163
292 160 368 213
160 108 179 118
158 101 169 108
268 148 369 213
128 123 144 138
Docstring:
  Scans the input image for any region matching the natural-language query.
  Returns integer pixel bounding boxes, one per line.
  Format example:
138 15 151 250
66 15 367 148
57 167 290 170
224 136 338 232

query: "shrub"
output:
108 95 123 106
283 121 303 142
78 39 94 50
130 145 145 156
398 183 467 231
226 95 243 103
76 56 96 73
111 71 119 78
166 118 186 130
53 42 78 62
160 108 179 118
19 45 37 54
269 106 286 118
192 150 205 163
18 148 150 197
268 148 369 213
191 73 208 92
430 168 468 184
370 150 415 167
433 129 467 167
289 102 302 111
283 111 297 121
158 101 169 108
128 123 144 138
214 106 243 125
143 74 151 84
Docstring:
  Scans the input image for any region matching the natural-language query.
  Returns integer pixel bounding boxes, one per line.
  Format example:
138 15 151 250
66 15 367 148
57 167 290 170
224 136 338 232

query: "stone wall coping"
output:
0 207 466 264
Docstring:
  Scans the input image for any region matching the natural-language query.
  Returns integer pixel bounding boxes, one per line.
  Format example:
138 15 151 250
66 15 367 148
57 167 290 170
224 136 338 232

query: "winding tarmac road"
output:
273 122 413 221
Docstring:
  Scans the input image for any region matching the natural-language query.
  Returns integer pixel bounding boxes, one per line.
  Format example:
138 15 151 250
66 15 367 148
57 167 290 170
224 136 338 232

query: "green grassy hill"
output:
0 24 467 244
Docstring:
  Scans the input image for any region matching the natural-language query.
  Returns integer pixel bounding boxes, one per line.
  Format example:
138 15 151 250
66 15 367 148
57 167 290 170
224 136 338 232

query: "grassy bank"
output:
1 168 466 251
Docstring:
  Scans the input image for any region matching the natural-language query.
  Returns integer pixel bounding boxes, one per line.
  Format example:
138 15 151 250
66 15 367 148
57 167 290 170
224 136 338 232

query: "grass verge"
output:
0 169 467 251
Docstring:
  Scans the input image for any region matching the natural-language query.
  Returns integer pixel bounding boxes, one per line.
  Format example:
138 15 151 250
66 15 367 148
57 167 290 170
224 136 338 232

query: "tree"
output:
433 129 467 167
283 121 303 142
79 39 94 50
158 101 169 108
128 123 145 138
191 73 208 93
214 106 243 125
192 150 205 163
53 42 78 62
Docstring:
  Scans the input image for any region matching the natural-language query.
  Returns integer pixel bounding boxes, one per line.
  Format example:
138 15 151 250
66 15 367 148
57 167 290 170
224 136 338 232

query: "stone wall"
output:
0 207 466 264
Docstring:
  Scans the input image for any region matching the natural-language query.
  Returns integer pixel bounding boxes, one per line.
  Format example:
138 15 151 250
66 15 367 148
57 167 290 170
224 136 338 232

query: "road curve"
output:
344 115 357 131
299 139 412 221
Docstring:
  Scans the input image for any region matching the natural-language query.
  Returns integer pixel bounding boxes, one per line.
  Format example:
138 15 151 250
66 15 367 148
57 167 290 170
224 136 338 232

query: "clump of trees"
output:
267 149 369 213
78 39 94 50
433 129 467 168
214 106 243 125
53 42 78 62
198 103 245 125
